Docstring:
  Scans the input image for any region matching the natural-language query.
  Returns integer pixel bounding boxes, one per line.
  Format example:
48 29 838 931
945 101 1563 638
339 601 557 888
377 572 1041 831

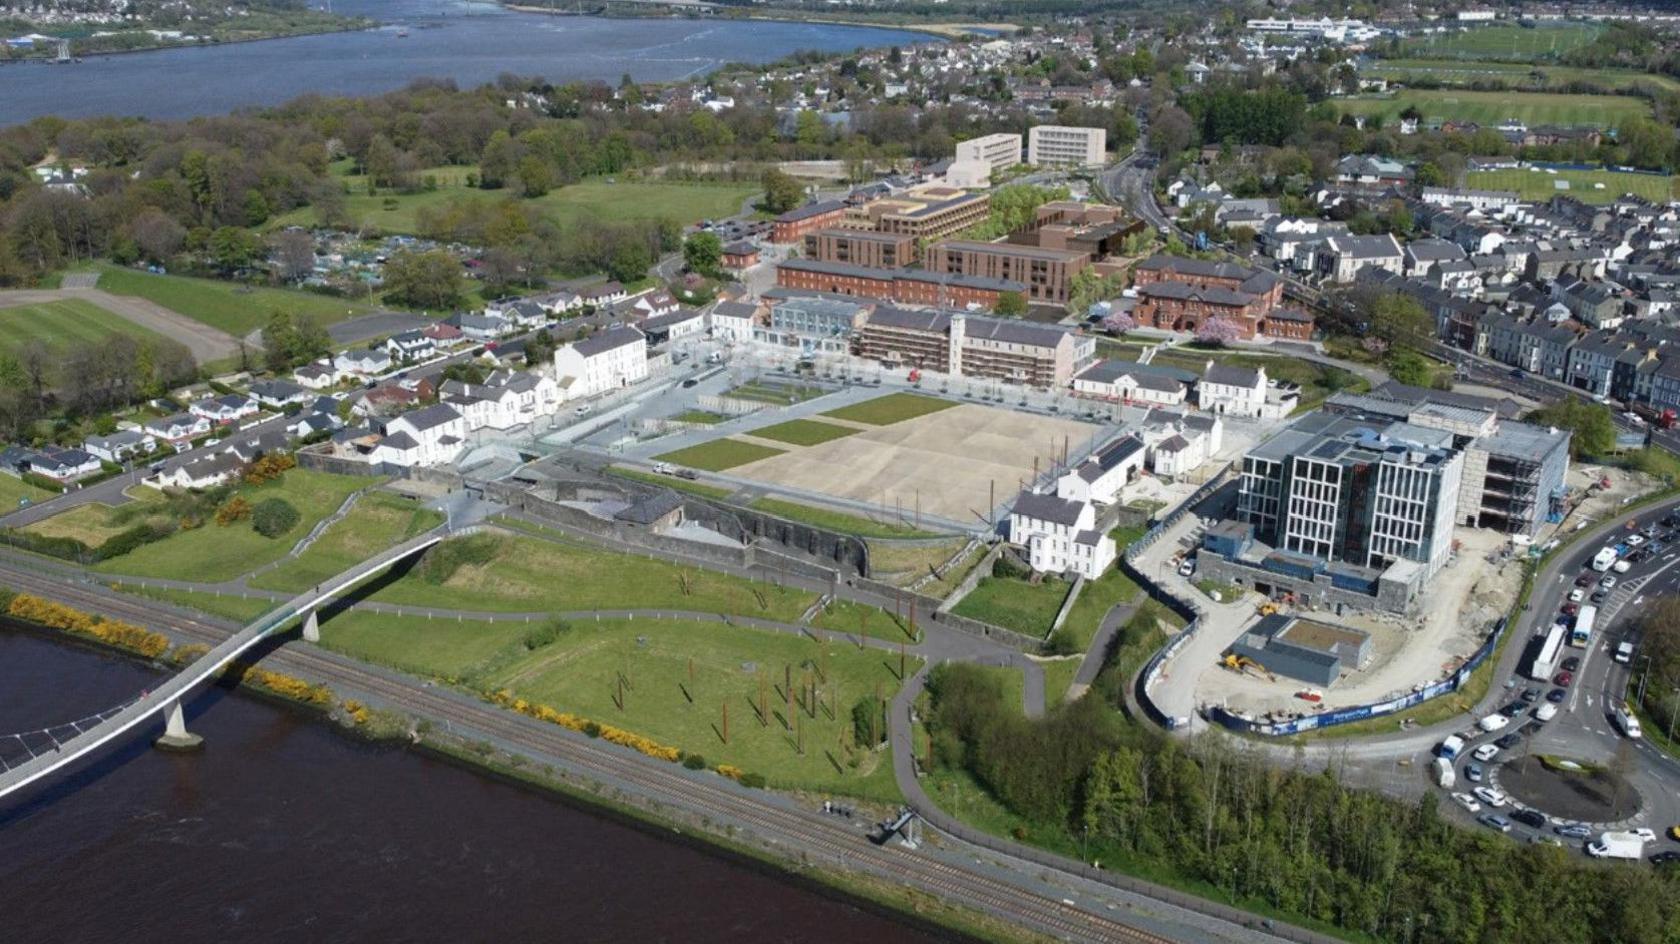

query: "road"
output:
0 287 242 364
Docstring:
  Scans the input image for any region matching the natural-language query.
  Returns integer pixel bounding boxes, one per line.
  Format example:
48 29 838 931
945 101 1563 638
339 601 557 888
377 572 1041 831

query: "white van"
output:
1612 703 1643 739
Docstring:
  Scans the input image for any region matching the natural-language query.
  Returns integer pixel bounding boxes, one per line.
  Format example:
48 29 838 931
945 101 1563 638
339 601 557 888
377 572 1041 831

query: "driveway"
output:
0 287 241 365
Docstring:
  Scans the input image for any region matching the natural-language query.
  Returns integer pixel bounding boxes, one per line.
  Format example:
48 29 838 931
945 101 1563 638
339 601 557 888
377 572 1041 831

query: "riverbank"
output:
0 603 1036 944
0 19 377 64
501 2 1014 40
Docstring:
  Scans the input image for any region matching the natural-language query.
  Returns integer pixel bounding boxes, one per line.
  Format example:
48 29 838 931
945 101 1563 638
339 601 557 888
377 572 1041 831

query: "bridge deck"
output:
0 527 451 800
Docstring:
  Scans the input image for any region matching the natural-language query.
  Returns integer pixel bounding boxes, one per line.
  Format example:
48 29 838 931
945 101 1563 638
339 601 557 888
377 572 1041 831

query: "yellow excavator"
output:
1257 602 1280 616
1221 653 1277 681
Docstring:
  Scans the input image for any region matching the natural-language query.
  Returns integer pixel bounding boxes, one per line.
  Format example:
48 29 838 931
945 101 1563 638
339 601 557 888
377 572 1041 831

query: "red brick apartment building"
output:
925 239 1090 305
1131 254 1314 340
804 228 920 268
776 258 1023 309
771 200 849 244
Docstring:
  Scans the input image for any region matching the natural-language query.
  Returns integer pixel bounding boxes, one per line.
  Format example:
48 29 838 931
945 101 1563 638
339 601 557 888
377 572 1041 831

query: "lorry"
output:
1587 831 1647 860
1591 546 1619 572
1631 403 1678 430
1438 734 1467 760
1529 623 1567 681
1433 757 1456 789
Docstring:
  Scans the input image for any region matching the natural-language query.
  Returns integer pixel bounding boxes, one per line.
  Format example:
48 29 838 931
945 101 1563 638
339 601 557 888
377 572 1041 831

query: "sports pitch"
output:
725 401 1103 524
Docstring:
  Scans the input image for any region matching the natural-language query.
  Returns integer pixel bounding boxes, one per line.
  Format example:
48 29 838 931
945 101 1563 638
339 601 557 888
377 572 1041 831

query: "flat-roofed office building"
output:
1027 125 1107 168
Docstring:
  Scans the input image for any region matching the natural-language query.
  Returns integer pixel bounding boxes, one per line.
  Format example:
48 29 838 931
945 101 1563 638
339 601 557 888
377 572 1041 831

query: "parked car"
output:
1575 574 1594 588
1613 559 1633 573
1495 733 1523 750
1555 670 1574 687
1600 575 1618 589
1562 656 1581 673
1521 688 1541 703
1177 559 1194 577
1547 688 1568 704
1591 589 1609 604
1650 851 1680 866
1479 813 1512 833
1512 809 1547 829
1561 602 1580 617
1500 701 1526 718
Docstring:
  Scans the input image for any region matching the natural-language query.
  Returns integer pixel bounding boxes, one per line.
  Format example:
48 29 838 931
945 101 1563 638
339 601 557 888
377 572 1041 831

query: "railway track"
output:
0 564 1182 944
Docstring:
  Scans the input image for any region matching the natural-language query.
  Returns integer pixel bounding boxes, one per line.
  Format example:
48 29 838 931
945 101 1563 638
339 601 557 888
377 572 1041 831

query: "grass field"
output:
269 173 757 237
1040 657 1080 708
864 537 968 581
320 611 913 799
24 500 155 546
809 597 919 643
654 438 786 472
822 392 958 426
951 574 1071 638
1398 23 1600 61
1334 89 1647 130
671 409 729 425
0 299 165 366
748 419 859 447
1467 167 1680 204
723 381 826 406
0 474 54 511
92 471 370 581
249 492 442 593
1364 59 1680 94
605 466 734 499
368 530 818 622
749 497 949 539
95 264 374 336
1052 567 1141 655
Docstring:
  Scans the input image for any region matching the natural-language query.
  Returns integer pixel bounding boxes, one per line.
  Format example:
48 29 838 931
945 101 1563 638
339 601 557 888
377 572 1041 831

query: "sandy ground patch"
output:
729 403 1102 523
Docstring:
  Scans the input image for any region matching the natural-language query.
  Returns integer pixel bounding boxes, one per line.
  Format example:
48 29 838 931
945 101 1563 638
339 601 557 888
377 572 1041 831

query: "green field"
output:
951 574 1071 637
269 172 758 237
368 531 818 622
1334 89 1647 130
319 611 913 799
654 438 785 472
250 492 442 593
809 597 919 643
1397 23 1600 61
1467 167 1680 204
91 471 371 581
1364 59 1680 94
94 264 374 336
25 499 155 546
671 409 729 425
864 537 968 581
0 299 165 366
1040 657 1080 708
723 381 827 406
749 497 948 539
821 392 958 426
1051 567 1141 655
605 466 734 499
118 584 276 623
748 419 859 447
0 474 54 510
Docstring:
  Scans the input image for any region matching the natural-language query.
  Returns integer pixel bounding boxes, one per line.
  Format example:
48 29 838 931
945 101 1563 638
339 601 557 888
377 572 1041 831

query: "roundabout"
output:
1497 754 1642 824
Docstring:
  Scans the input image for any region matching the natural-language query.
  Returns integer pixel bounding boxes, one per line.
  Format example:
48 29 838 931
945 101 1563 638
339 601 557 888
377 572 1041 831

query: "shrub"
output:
851 693 886 747
1047 625 1082 657
250 497 301 538
243 452 296 486
738 772 767 789
523 618 572 651
582 720 602 738
215 495 253 526
682 753 707 770
417 533 502 584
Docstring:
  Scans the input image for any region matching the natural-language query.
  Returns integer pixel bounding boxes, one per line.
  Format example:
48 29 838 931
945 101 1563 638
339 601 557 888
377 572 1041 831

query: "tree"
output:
994 290 1027 317
1364 290 1432 349
269 229 316 284
760 167 804 214
682 231 723 278
209 226 259 274
1386 349 1434 387
1194 317 1243 346
251 497 301 538
131 209 185 265
1102 310 1136 335
517 155 552 198
382 249 463 311
1527 399 1616 458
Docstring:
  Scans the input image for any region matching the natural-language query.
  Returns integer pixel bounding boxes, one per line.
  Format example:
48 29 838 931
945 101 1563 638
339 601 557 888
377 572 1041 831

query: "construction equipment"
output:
1221 654 1276 681
1257 601 1280 616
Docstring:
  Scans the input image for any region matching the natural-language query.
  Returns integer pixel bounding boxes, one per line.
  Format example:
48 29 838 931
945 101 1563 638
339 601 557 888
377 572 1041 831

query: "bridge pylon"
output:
302 609 320 643
155 699 203 752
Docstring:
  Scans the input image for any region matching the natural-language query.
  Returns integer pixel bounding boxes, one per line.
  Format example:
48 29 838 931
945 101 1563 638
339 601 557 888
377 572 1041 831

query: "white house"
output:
143 412 212 446
294 362 346 390
248 378 311 409
1055 435 1145 505
146 451 243 490
334 348 394 377
627 290 679 321
440 369 562 431
84 430 157 464
709 300 759 344
384 329 436 362
640 309 707 346
553 326 648 398
1318 234 1404 283
580 281 628 307
189 394 260 426
1071 360 1189 406
1196 363 1295 419
0 445 101 483
1007 490 1117 580
1148 414 1223 477
373 403 467 468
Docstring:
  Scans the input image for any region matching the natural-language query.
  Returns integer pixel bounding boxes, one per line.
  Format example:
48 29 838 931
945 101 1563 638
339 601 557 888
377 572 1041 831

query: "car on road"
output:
1562 656 1581 673
1600 575 1618 589
1512 809 1547 829
1555 671 1574 687
1452 792 1482 813
1651 851 1680 866
1547 688 1568 704
1534 703 1558 723
1479 813 1512 833
1561 602 1580 617
1473 743 1501 762
680 378 699 388
1478 714 1510 733
1465 762 1484 782
1568 587 1585 602
1496 732 1524 750
1556 823 1592 840
1474 786 1508 807
1634 827 1658 843
1177 559 1194 577
1509 369 1524 379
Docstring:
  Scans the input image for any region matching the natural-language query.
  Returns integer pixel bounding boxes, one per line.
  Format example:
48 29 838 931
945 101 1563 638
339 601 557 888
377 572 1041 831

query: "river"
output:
0 0 933 123
0 627 948 943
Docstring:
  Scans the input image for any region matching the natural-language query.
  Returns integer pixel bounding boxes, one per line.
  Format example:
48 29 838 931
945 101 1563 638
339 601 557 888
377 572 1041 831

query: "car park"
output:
1547 688 1568 704
1512 809 1547 829
1473 743 1500 762
1473 786 1508 807
1479 814 1512 833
